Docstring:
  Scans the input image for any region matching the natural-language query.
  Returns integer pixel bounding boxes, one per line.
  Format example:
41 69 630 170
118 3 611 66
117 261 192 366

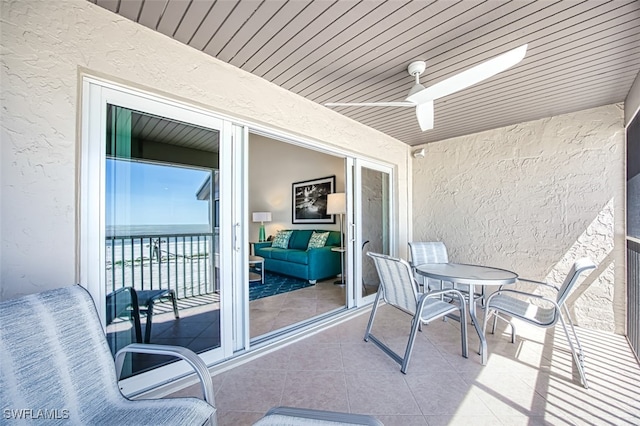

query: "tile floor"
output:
249 277 349 338
112 277 348 375
169 301 640 426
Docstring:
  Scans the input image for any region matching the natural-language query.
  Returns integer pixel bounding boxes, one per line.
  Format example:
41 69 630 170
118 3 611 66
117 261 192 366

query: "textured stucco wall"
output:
412 104 626 333
0 0 410 300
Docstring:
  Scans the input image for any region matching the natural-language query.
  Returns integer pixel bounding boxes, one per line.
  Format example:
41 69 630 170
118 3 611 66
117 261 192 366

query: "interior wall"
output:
0 0 410 300
248 134 344 240
412 104 626 333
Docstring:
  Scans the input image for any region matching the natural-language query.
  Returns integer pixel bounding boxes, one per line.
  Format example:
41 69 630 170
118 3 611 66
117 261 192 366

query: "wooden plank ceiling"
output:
92 0 640 146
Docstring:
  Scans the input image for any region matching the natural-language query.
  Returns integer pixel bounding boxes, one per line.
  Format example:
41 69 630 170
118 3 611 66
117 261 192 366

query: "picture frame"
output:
292 175 336 224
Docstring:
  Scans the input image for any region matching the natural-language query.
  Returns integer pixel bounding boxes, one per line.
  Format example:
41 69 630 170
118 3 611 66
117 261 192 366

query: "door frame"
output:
81 76 239 394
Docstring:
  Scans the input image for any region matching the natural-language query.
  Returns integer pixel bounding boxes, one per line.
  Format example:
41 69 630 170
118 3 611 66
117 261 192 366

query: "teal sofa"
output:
254 230 342 283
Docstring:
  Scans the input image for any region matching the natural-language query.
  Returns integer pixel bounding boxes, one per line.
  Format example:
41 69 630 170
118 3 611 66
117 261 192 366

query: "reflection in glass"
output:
104 104 220 378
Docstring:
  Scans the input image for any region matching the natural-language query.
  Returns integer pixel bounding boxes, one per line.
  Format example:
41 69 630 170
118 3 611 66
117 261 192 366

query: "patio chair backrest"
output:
556 258 597 307
367 252 419 314
1 286 126 409
408 241 449 265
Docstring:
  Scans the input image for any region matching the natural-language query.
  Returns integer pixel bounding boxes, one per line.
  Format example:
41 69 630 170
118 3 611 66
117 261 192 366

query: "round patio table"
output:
415 263 518 365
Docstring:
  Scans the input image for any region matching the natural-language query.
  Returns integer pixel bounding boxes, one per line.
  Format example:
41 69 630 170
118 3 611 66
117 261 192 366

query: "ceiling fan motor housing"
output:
407 61 426 76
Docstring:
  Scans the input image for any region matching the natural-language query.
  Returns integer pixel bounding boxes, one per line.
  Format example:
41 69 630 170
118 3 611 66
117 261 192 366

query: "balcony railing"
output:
106 232 217 300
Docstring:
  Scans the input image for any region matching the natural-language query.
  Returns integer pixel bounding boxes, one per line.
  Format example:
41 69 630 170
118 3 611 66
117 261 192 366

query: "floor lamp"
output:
327 193 346 285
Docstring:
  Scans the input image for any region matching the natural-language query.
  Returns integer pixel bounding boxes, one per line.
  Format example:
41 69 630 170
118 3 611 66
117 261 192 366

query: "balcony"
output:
169 302 640 425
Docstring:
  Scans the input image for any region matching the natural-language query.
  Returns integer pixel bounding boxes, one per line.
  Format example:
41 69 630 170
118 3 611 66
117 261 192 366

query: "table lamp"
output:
252 212 272 242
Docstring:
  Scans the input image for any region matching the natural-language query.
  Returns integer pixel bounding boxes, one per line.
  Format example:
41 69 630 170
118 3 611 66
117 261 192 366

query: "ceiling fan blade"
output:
325 102 414 107
407 44 527 104
416 100 434 131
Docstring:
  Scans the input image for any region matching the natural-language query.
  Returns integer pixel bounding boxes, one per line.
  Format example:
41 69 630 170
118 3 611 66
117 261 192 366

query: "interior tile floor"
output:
168 302 640 426
249 277 350 338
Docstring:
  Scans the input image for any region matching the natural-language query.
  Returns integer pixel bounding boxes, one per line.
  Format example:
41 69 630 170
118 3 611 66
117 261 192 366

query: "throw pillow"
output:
307 231 329 249
271 230 293 249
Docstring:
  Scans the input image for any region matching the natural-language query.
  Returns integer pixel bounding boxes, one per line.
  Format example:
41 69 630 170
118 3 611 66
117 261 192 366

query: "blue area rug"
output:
249 271 314 301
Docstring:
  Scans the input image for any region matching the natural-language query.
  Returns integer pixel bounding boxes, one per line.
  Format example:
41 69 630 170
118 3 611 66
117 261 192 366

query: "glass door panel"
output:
355 160 392 303
103 104 223 378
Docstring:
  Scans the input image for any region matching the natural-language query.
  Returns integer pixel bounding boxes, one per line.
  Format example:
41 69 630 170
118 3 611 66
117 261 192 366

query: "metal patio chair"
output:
408 241 485 304
364 252 468 373
482 258 596 388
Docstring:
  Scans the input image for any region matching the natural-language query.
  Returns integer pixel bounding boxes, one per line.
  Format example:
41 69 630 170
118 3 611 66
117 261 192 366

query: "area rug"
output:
249 271 314 301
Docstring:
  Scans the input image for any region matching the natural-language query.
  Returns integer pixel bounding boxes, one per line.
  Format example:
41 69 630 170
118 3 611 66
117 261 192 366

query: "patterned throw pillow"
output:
307 231 329 249
271 230 293 249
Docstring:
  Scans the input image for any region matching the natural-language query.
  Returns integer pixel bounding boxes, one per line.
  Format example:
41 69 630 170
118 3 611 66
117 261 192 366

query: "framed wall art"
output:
292 175 336 224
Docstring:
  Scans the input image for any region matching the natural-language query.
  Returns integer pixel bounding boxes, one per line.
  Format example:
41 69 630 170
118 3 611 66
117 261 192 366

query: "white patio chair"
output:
364 252 468 373
482 258 596 388
408 241 485 304
0 285 383 425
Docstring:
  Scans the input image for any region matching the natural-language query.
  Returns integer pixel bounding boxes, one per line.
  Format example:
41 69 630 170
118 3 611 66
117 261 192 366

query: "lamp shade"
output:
252 212 272 223
326 193 346 215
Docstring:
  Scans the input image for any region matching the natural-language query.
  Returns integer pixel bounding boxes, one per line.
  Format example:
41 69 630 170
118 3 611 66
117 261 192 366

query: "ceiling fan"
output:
325 44 528 131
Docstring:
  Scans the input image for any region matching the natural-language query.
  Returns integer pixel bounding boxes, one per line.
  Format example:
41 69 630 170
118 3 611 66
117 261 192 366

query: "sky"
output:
106 158 211 227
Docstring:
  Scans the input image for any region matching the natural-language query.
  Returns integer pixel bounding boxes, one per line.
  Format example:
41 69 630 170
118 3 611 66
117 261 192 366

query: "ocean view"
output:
106 224 212 238
106 226 218 299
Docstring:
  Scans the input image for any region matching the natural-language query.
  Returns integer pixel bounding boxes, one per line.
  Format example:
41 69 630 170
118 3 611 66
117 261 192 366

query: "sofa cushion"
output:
307 231 330 249
325 231 341 247
255 247 274 259
289 230 313 250
272 230 293 249
270 248 291 261
286 250 309 265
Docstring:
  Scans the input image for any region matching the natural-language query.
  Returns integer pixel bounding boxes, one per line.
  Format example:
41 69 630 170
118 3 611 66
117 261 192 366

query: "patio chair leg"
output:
364 289 383 342
459 299 468 358
482 308 492 340
401 316 421 374
144 301 154 344
559 307 589 389
169 290 179 319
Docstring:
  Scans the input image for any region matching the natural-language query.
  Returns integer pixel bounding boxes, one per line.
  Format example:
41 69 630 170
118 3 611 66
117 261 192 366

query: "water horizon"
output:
106 224 212 238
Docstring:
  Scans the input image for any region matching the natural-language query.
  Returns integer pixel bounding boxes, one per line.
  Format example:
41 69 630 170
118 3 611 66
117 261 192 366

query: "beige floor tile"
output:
341 341 401 372
216 410 265 426
286 342 344 371
280 370 349 412
345 371 422 416
423 414 502 426
404 372 494 416
375 415 428 425
214 369 286 412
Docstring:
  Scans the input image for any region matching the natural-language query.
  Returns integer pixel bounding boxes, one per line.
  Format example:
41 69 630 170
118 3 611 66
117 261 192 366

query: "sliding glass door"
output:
82 79 241 389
